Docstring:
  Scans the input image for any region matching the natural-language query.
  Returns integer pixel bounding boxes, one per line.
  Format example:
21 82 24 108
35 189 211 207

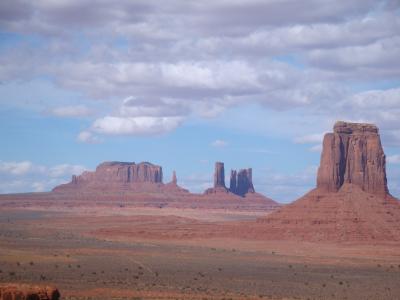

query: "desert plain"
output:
0 197 399 300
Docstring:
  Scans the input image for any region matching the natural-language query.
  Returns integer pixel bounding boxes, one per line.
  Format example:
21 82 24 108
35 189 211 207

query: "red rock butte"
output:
258 121 400 242
53 161 188 194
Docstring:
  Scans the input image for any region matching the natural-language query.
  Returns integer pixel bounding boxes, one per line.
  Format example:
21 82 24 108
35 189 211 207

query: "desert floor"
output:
0 204 399 299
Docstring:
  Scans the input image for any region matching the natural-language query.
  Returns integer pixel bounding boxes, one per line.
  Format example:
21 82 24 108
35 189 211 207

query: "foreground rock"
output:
0 283 60 300
258 121 400 242
317 121 388 196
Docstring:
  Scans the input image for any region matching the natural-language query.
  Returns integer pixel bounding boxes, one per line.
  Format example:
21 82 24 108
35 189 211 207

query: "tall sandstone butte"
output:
214 162 226 188
230 168 255 196
257 121 400 242
317 121 388 196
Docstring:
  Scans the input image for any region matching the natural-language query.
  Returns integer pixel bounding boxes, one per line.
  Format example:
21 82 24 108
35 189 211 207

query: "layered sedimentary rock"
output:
230 168 255 196
317 121 388 196
53 161 164 192
258 121 400 242
0 283 60 300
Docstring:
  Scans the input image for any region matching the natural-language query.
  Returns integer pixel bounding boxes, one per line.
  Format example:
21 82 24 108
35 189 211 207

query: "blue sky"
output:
0 1 399 202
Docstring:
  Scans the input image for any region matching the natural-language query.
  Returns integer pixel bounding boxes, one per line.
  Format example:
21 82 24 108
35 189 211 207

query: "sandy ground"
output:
0 204 399 299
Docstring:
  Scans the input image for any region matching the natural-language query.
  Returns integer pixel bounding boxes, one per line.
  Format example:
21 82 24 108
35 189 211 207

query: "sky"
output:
0 0 400 203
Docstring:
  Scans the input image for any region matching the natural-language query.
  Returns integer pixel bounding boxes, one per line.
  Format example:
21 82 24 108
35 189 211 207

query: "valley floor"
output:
0 204 399 299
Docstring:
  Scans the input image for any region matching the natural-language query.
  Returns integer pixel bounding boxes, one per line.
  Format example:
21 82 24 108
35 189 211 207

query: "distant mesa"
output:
53 161 188 194
258 121 400 242
204 162 255 197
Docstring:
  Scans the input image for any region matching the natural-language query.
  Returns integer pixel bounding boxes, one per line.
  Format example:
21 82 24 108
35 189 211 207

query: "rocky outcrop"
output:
257 121 400 242
317 121 388 196
214 162 226 188
165 170 190 194
205 163 256 196
204 162 229 194
229 170 237 194
0 283 60 300
230 168 255 196
53 161 163 192
172 170 177 185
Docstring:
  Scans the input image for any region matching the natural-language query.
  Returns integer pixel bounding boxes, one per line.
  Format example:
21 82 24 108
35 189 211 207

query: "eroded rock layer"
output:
257 121 400 242
317 121 388 196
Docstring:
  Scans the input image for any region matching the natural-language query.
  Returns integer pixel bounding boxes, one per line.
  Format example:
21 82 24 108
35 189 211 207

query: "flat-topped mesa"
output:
317 121 388 196
53 161 163 191
230 168 255 196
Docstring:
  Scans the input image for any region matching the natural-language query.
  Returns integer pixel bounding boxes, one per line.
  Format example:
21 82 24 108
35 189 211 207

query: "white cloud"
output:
0 161 34 175
77 130 101 144
294 133 325 144
309 144 323 152
92 116 184 135
49 164 86 178
387 155 400 164
211 139 228 148
47 105 92 117
0 160 88 194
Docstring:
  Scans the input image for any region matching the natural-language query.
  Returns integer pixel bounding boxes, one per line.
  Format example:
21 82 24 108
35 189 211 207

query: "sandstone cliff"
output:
230 168 255 196
317 121 388 196
53 161 163 192
257 121 400 242
204 162 229 194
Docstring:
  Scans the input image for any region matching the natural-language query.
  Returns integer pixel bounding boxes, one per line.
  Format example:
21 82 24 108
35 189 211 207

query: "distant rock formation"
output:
54 161 164 192
0 283 60 300
165 170 189 194
214 162 226 188
204 162 229 194
317 121 388 196
229 170 237 194
172 170 177 185
258 121 400 242
205 162 256 196
230 168 255 196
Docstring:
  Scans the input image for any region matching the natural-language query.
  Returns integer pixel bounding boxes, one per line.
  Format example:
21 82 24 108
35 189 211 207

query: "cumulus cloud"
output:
77 131 101 144
92 116 184 136
0 160 87 194
0 161 34 175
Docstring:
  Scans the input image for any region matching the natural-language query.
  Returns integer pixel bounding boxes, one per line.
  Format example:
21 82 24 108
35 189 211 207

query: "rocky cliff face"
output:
317 121 388 196
0 284 60 300
230 168 255 196
257 121 400 242
204 162 229 194
53 161 163 191
214 162 226 188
